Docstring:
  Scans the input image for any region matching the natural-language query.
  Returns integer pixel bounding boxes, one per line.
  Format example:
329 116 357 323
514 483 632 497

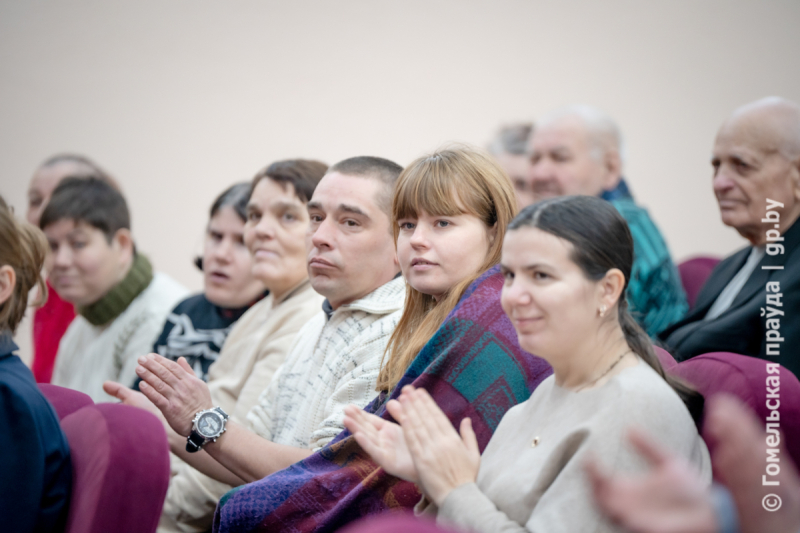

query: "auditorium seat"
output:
670 352 800 469
677 256 720 309
38 383 93 420
60 403 170 533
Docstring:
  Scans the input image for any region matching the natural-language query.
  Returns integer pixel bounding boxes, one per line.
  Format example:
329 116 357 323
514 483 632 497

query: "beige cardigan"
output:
160 279 323 533
431 360 712 533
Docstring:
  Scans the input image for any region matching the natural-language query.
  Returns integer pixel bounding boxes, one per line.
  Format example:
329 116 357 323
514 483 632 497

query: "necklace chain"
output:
574 349 632 392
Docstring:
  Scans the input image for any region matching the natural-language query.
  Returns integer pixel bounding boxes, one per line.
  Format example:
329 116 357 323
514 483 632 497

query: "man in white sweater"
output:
120 157 407 532
43 177 187 402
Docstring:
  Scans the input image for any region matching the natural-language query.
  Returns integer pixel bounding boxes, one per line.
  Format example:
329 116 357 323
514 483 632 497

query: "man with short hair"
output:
659 97 800 377
527 105 688 337
488 122 534 209
43 177 188 401
134 157 406 533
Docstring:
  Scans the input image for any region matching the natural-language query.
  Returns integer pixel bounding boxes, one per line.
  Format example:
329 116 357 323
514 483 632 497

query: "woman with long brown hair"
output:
377 146 519 392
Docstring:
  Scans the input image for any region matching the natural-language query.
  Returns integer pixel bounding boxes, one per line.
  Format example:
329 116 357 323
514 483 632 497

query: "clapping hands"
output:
343 385 481 507
132 353 213 437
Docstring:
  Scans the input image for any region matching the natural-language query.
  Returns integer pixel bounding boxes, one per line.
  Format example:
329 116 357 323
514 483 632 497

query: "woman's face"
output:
243 178 310 296
500 226 601 359
397 209 495 301
203 205 265 308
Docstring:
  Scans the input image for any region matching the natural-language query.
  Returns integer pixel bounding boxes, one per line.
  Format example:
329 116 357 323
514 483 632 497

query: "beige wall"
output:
2 1 800 358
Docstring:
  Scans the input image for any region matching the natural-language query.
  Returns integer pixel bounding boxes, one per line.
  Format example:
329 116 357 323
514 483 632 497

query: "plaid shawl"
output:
213 267 553 533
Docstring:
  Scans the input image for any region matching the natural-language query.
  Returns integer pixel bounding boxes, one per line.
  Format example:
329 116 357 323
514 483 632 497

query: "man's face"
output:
495 152 534 209
528 118 617 201
306 172 399 309
712 113 800 244
44 220 131 306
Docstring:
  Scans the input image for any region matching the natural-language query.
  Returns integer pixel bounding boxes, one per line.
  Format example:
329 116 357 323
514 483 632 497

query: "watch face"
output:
197 412 222 438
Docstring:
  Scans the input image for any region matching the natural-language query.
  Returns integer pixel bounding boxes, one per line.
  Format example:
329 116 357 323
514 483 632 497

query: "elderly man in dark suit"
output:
659 96 800 377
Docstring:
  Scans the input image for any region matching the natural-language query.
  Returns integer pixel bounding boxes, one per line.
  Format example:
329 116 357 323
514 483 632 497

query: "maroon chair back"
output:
38 383 94 420
340 513 459 533
677 256 720 309
654 345 678 371
60 403 170 533
670 352 800 469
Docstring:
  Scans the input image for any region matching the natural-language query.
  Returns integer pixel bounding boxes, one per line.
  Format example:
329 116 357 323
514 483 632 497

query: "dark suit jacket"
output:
659 218 800 378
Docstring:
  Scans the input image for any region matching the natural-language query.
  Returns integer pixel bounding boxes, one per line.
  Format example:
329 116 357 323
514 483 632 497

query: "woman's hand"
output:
343 404 419 483
399 386 481 507
135 354 213 436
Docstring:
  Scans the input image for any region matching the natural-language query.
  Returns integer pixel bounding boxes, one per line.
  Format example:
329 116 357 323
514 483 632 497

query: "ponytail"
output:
618 298 704 424
510 196 704 424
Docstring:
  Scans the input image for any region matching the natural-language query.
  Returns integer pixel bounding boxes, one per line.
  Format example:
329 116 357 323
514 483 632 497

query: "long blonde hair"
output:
375 147 518 392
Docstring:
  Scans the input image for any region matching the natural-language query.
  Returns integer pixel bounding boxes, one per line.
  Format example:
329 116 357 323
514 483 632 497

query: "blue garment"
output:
710 484 740 533
602 179 689 337
0 332 71 533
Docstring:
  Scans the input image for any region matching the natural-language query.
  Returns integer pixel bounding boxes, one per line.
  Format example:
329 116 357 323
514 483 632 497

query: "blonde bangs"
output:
378 146 519 393
393 160 472 223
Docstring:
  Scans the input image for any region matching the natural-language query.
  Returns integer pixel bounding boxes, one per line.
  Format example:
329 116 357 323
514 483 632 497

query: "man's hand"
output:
584 427 717 533
135 354 213 437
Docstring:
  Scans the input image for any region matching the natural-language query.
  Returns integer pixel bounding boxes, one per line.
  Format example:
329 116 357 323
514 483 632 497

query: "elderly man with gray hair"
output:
660 97 800 378
526 105 688 337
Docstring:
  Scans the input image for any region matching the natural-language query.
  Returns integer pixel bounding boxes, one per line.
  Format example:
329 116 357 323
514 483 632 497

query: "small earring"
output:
598 305 607 318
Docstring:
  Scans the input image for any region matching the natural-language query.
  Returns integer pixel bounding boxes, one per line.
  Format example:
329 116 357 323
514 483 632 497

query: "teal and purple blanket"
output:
213 267 552 533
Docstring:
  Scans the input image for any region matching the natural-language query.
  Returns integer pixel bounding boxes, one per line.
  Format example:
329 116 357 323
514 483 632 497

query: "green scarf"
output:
78 254 154 326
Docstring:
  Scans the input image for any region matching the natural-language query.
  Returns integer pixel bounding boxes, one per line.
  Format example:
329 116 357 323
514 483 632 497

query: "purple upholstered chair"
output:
654 345 678 371
340 513 458 533
677 256 720 309
669 352 800 469
38 383 94 420
60 403 170 533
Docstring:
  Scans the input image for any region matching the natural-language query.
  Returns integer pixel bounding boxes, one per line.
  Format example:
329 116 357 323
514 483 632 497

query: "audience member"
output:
210 147 552 533
528 105 688 337
346 195 709 533
659 97 800 377
43 177 188 401
0 195 71 533
586 394 800 533
26 153 117 382
117 157 404 532
488 122 534 209
134 182 267 386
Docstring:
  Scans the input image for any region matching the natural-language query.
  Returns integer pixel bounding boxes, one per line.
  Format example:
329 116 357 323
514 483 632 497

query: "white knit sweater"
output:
247 275 406 451
52 273 188 402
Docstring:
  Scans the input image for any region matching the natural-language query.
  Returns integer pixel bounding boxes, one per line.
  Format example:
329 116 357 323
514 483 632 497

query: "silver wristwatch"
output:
186 406 228 453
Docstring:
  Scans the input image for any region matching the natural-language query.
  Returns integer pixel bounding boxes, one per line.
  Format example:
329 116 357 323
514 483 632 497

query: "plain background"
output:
2 1 800 360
